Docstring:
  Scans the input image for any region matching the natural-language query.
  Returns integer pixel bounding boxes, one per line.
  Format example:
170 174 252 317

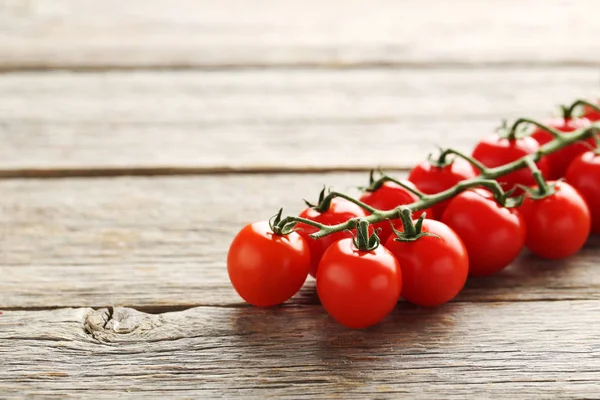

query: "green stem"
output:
352 219 380 251
368 175 425 198
566 99 600 117
398 208 416 237
524 157 552 196
508 117 564 139
316 191 379 214
437 148 489 173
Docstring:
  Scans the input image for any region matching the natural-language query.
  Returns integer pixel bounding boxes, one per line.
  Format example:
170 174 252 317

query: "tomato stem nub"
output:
559 104 575 121
389 209 438 242
352 219 380 251
524 157 555 199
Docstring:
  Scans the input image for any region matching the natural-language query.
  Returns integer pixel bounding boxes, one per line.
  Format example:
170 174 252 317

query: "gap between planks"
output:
0 166 409 180
2 61 600 74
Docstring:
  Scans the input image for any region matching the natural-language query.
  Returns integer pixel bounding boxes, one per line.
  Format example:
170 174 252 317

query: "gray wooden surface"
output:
1 0 600 398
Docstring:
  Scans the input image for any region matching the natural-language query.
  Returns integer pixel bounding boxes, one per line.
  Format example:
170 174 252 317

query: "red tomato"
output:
518 181 591 260
359 181 433 243
297 198 367 278
384 220 468 307
584 101 600 122
441 189 526 277
317 238 402 329
472 134 550 192
227 221 310 307
531 117 592 180
566 151 600 234
408 157 477 219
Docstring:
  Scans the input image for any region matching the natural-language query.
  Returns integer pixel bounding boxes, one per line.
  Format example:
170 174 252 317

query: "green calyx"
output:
389 209 438 243
558 104 575 121
475 179 524 208
497 119 517 140
269 208 298 236
352 219 380 251
304 186 331 213
363 169 385 192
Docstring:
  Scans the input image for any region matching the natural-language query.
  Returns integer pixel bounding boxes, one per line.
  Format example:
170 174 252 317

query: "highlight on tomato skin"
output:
441 189 526 277
227 221 310 307
359 180 433 243
566 151 600 234
518 181 591 260
472 134 550 192
296 198 367 279
530 117 593 180
384 219 468 307
408 157 477 220
316 238 402 329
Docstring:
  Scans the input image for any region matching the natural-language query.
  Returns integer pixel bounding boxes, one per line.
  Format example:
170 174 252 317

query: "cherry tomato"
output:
297 198 367 278
584 101 600 122
472 134 550 192
566 151 600 234
359 181 433 243
408 157 477 219
531 117 592 180
227 221 310 307
317 238 402 329
384 219 468 307
441 189 526 277
518 181 591 260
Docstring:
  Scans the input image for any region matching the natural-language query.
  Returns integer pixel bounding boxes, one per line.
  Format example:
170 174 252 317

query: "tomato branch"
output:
273 106 600 241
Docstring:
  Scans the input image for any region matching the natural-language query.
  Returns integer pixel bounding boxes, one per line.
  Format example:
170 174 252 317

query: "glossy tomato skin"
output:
441 189 526 277
566 151 600 234
297 198 367 278
408 157 477 219
472 134 550 191
384 220 468 307
531 117 592 180
227 221 310 307
359 181 433 243
317 238 402 329
518 181 591 260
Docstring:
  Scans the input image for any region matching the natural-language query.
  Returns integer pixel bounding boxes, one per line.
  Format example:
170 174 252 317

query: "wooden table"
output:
2 1 600 397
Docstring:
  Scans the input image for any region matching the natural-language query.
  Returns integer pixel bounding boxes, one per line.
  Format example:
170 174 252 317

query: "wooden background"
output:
1 0 600 397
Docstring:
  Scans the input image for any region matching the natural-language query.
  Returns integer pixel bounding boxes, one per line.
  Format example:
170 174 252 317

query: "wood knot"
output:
84 307 162 342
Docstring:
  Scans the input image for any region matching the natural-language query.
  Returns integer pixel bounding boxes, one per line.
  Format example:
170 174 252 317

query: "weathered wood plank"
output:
2 302 600 397
0 68 598 174
2 174 600 309
0 0 598 70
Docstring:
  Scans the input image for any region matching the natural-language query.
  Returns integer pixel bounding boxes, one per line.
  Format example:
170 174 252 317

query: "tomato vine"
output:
272 99 600 240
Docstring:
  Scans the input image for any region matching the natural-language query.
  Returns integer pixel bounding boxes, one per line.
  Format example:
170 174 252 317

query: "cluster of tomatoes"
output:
227 101 600 329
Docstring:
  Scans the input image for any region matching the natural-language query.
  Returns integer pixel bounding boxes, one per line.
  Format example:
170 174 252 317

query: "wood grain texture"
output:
0 68 598 174
0 0 599 70
2 174 600 309
2 302 600 397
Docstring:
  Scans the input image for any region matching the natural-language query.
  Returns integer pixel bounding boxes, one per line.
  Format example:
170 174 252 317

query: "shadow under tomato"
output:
460 237 600 302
